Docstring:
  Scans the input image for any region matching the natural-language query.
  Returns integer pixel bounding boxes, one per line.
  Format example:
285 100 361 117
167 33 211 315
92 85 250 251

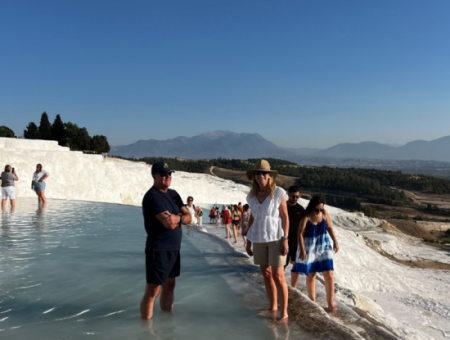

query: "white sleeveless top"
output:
186 205 196 224
246 187 286 243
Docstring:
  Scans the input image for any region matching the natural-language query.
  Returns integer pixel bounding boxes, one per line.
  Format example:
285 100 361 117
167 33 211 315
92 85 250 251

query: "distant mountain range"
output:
111 131 450 163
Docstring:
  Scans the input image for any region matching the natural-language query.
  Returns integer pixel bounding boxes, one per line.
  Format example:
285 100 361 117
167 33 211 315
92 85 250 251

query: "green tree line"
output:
23 112 110 153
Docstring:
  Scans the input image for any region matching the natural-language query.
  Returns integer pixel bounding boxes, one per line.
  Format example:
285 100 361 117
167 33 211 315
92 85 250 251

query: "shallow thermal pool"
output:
0 198 316 340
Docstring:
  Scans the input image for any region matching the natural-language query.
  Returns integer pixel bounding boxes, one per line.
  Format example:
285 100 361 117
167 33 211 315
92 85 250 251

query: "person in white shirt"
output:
245 159 289 325
185 196 201 226
32 164 50 204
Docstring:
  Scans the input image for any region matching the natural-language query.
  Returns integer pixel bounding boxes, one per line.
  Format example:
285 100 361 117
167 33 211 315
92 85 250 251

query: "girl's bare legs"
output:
232 225 238 243
323 271 337 311
306 272 317 301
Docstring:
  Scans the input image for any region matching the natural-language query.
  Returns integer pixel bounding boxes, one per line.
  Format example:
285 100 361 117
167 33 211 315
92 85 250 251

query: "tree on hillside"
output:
64 122 91 150
23 122 40 139
0 126 15 137
51 114 66 145
38 112 52 140
90 135 110 153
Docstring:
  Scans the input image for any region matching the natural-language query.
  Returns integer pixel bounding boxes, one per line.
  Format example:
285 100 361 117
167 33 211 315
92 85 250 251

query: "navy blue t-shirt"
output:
142 187 184 251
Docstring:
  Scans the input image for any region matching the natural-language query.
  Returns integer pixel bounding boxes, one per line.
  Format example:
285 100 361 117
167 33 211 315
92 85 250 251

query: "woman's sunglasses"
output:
314 208 324 213
254 171 270 176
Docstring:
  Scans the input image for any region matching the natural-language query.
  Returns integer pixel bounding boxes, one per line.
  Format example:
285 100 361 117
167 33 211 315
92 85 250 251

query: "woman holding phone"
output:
292 196 339 312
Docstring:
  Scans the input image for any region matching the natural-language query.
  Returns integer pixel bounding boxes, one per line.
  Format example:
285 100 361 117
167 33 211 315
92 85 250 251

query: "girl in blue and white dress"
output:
292 196 339 312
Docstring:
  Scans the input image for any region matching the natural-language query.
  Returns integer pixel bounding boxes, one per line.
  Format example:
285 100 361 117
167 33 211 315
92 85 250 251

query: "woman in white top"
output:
245 159 289 325
32 164 50 204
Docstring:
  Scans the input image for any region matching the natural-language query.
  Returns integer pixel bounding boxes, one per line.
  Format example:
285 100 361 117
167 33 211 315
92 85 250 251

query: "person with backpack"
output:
185 196 202 226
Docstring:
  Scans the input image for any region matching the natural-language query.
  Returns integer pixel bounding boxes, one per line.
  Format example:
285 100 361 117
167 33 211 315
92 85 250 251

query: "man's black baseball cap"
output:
151 161 175 176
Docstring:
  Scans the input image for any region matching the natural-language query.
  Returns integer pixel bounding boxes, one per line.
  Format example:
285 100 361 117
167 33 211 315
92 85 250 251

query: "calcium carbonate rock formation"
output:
0 137 248 205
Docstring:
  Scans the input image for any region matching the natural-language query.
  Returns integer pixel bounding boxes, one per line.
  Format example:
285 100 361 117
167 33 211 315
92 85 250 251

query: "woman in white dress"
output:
245 159 289 325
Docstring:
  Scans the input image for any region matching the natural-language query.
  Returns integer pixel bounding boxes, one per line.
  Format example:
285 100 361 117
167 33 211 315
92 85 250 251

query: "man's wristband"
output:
179 215 184 226
281 236 288 240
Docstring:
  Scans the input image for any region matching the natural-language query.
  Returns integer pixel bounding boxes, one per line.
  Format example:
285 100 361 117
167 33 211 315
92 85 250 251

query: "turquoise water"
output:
0 199 288 339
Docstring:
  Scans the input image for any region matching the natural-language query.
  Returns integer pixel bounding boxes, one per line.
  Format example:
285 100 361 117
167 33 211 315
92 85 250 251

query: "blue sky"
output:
1 0 449 148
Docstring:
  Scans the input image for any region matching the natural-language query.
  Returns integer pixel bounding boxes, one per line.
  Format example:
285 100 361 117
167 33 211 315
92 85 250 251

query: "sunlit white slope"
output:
0 137 248 205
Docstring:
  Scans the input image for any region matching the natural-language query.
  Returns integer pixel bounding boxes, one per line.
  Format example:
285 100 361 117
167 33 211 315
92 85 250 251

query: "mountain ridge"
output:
111 131 450 162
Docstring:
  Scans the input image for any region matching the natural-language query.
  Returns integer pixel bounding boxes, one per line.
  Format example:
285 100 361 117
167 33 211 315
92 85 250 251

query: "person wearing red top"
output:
222 205 232 239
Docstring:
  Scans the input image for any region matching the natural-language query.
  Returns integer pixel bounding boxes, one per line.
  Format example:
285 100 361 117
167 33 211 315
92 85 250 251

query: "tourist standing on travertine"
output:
286 185 305 287
32 164 49 204
241 204 251 246
245 159 289 325
223 205 232 238
231 204 241 244
292 196 339 312
185 196 201 226
1 165 19 209
140 161 191 320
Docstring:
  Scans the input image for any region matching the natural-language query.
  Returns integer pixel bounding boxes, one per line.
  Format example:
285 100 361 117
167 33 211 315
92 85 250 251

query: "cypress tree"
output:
39 112 52 140
24 122 40 139
51 114 66 145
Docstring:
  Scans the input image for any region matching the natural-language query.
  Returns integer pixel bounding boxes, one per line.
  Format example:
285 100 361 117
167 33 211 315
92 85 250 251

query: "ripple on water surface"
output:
0 198 318 340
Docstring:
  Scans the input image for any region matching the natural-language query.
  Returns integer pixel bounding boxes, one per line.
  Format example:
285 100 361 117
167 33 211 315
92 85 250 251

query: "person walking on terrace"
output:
140 161 191 320
32 164 49 204
241 204 251 246
245 159 290 325
285 185 305 287
231 204 241 244
222 205 232 238
292 196 339 312
1 165 19 209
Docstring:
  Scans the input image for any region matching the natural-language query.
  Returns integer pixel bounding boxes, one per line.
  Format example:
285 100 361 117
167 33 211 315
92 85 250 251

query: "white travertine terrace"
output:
0 137 248 205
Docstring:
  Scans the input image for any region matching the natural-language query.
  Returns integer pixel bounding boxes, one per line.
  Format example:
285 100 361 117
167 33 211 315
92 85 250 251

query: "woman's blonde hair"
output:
250 174 277 199
4 165 11 172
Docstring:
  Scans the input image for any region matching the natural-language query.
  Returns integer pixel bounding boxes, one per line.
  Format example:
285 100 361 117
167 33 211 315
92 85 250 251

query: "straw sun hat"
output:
246 159 278 180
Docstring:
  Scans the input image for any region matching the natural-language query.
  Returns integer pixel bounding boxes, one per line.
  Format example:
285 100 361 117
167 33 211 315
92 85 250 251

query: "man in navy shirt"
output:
140 161 191 320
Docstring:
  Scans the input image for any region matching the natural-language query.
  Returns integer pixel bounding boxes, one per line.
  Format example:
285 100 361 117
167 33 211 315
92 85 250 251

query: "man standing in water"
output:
141 161 191 319
286 186 305 287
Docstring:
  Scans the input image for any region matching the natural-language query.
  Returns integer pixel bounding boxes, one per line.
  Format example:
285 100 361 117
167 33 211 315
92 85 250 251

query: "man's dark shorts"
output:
146 250 180 285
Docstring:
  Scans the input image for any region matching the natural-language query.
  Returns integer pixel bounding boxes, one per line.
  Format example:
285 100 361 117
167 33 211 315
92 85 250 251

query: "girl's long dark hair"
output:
299 195 324 220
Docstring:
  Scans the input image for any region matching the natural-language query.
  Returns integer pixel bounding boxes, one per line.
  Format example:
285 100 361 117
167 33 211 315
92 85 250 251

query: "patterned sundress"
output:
292 214 334 275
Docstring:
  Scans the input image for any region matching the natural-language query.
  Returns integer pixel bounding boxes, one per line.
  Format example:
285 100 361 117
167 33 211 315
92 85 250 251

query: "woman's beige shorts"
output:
253 240 286 267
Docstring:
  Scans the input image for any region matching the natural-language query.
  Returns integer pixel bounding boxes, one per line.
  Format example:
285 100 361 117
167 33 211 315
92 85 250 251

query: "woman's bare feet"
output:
276 315 289 325
328 305 337 312
257 308 277 315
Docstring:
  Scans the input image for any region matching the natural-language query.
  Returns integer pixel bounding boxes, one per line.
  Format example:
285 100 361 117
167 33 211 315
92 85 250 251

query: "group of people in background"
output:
208 202 251 245
1 163 50 210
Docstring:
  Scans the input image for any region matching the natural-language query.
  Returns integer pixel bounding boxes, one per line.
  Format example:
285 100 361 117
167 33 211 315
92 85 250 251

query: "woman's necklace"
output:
258 189 266 196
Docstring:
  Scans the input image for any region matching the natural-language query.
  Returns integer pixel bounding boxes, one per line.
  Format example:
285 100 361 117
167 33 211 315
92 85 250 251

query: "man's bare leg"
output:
1 199 6 209
141 284 161 319
160 277 176 311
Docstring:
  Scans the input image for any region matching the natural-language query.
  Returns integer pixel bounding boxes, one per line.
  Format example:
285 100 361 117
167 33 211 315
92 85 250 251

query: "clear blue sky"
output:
1 0 449 148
